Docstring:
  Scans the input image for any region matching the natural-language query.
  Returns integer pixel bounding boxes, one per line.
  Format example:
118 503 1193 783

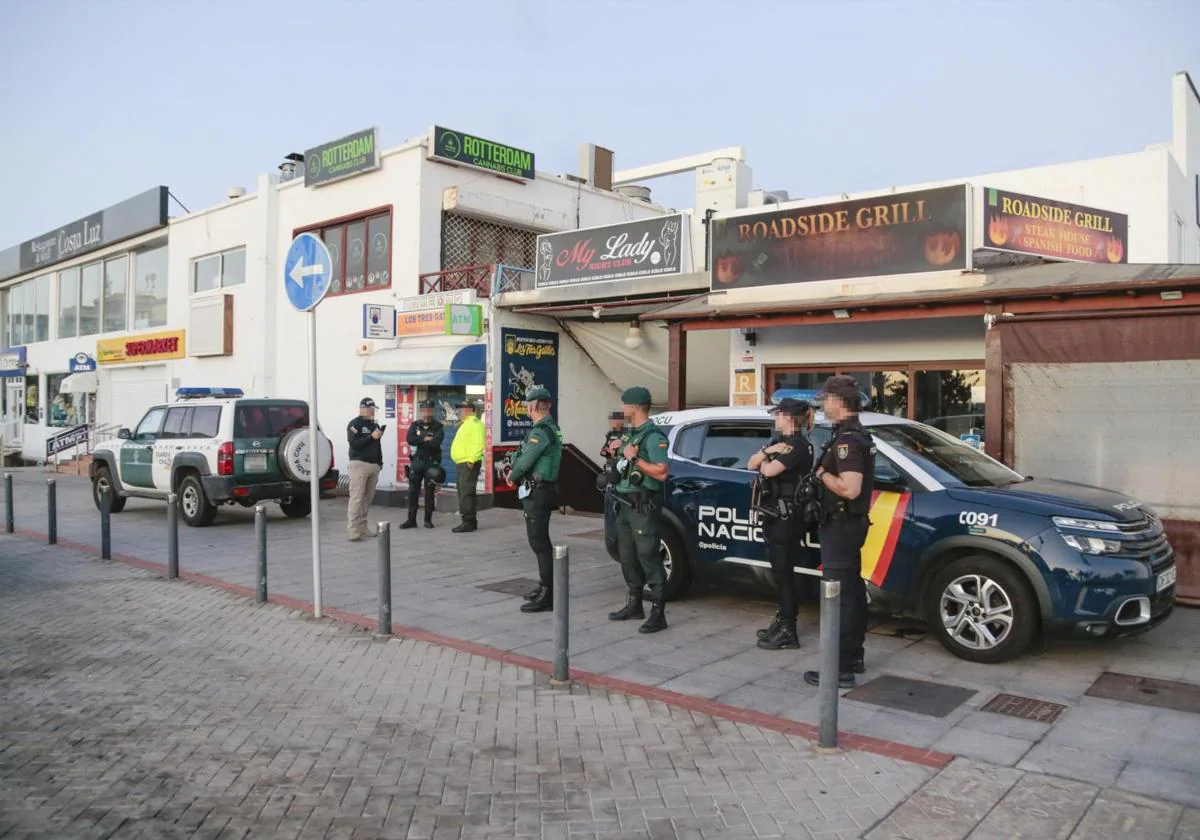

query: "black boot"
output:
850 657 866 674
399 519 417 530
520 587 553 613
608 592 645 621
523 584 545 602
423 515 434 529
803 670 856 689
638 602 667 634
757 620 800 651
756 612 783 641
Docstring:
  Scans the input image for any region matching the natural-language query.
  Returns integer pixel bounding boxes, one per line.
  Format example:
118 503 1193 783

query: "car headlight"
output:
1053 516 1122 555
1059 533 1122 555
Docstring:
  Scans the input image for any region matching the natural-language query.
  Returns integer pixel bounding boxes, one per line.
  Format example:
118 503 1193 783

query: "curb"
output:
7 528 953 771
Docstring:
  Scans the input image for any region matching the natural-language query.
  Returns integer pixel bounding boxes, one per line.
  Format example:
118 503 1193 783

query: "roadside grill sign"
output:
304 128 380 187
535 215 684 288
982 187 1128 264
429 126 535 182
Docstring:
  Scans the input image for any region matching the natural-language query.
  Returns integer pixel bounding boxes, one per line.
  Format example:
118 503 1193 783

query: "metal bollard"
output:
4 473 12 534
47 479 57 545
551 544 570 684
818 579 842 749
167 494 179 579
255 505 267 603
99 486 111 560
377 522 392 635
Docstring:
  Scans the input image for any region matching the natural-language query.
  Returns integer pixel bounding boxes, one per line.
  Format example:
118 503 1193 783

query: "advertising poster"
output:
483 387 494 494
491 445 519 506
982 187 1128 264
535 215 684 288
393 386 416 483
499 327 559 443
710 185 968 289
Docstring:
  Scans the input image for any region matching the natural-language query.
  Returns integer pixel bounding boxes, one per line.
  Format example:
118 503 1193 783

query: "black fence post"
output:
3 473 12 534
99 486 111 561
47 479 57 545
167 493 179 579
255 505 267 604
551 544 570 685
818 579 842 749
377 522 392 635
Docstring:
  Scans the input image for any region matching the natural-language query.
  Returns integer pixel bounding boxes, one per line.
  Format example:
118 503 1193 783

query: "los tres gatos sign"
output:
96 330 186 365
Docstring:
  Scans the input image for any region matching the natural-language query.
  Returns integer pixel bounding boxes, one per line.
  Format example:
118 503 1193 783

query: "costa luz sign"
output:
535 215 684 288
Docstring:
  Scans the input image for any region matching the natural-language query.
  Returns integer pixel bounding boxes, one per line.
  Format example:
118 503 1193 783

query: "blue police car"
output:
605 403 1176 663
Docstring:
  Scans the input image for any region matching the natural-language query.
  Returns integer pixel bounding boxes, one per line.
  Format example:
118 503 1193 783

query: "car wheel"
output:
91 467 127 513
648 526 692 603
178 473 217 527
926 554 1037 663
279 496 312 518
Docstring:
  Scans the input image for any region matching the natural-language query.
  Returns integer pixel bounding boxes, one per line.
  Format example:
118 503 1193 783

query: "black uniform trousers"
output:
522 484 556 587
765 515 801 621
818 515 870 672
407 458 437 521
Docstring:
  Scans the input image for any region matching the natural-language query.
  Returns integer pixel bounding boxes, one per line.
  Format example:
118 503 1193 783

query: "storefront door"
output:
3 379 24 447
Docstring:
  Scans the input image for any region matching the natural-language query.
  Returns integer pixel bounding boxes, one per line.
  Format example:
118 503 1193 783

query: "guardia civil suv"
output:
90 387 338 527
606 404 1176 663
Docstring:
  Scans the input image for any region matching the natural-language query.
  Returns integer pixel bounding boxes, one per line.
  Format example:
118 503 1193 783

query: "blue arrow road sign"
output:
284 233 334 312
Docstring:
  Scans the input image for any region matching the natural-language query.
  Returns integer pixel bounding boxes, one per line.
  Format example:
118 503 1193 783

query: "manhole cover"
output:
980 692 1068 723
1086 672 1200 715
568 528 607 540
478 577 540 596
843 675 977 718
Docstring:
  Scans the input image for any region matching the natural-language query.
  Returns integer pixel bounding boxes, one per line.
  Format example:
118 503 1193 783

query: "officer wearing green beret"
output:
607 385 671 633
505 385 563 614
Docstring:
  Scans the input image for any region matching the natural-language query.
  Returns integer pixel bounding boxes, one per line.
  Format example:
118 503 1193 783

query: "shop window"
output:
46 374 79 428
191 247 244 294
699 422 773 470
1 275 50 345
842 370 908 417
441 212 536 270
24 374 38 424
103 256 128 333
133 245 168 329
299 209 391 297
58 267 79 338
770 370 834 396
80 262 102 337
914 369 984 438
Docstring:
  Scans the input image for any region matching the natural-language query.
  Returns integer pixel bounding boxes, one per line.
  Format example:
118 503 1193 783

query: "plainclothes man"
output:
346 397 383 542
804 375 875 689
451 399 485 533
506 386 562 614
747 398 815 650
402 400 444 530
607 386 670 634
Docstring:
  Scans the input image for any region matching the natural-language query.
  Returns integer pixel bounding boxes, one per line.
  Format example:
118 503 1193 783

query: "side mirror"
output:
117 428 132 439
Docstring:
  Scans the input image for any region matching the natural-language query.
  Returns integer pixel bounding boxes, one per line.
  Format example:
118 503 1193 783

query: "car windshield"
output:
868 423 1024 488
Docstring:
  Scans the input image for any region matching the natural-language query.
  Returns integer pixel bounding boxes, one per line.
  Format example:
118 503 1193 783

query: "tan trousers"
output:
347 461 381 538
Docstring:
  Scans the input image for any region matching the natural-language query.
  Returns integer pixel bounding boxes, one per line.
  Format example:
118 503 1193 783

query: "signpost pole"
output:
309 309 323 619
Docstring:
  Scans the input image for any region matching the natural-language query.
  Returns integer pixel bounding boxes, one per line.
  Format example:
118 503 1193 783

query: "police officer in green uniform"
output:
401 400 444 530
804 375 875 689
506 385 563 614
607 386 671 634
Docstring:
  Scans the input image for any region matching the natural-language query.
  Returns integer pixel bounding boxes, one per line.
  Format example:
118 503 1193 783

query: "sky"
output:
1 0 1198 245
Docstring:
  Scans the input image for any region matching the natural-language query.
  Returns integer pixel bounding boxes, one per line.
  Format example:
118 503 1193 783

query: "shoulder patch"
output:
529 436 540 444
836 443 849 460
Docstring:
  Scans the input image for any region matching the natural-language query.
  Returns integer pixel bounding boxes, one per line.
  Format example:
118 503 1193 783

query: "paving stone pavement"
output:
4 469 1200 810
0 538 934 840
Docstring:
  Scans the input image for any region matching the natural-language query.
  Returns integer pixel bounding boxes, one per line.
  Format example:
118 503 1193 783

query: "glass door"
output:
4 379 24 446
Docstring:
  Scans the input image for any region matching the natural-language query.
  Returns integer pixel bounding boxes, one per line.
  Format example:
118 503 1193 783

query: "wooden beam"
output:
668 322 687 410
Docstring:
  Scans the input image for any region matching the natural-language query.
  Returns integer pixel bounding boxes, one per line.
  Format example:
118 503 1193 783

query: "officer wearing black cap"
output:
804 375 874 689
747 397 814 650
347 397 385 541
506 385 562 614
401 399 444 530
607 386 671 634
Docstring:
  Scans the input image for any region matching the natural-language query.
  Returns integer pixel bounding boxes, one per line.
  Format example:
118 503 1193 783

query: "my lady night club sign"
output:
535 215 683 288
499 327 558 442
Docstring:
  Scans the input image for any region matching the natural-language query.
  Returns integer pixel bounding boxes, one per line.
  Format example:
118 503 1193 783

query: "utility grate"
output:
477 577 541 596
1086 672 1200 715
980 692 1068 724
843 675 977 718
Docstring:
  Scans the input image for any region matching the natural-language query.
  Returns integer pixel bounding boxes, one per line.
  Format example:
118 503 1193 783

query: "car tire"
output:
926 554 1038 663
177 473 218 528
279 496 312 519
91 466 126 513
655 526 692 603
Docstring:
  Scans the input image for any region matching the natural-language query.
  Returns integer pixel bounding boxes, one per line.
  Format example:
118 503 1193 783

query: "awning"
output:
59 372 98 393
362 342 486 386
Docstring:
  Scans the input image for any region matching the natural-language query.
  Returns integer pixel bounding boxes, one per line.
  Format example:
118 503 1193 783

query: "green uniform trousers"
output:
615 495 666 601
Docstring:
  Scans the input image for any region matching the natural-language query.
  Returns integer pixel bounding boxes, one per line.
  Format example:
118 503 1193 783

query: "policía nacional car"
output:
606 400 1177 663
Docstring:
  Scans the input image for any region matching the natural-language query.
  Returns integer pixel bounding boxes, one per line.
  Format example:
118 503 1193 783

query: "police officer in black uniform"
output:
805 375 874 689
747 397 814 650
401 400 444 529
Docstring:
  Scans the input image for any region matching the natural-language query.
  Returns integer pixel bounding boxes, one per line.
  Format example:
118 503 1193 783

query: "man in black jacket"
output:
402 400 444 529
347 397 384 542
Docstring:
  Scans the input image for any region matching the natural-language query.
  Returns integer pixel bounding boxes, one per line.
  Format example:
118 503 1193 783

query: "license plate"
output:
1157 566 1177 592
244 453 268 473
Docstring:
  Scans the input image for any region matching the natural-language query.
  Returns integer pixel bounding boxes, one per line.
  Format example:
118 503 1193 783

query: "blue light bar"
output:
175 387 245 400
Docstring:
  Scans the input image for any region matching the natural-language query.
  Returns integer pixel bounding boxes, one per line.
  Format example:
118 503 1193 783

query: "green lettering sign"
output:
305 128 380 187
430 126 535 182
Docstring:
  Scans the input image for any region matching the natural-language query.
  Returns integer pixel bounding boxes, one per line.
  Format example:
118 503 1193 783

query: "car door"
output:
120 407 165 489
668 420 773 567
151 406 191 491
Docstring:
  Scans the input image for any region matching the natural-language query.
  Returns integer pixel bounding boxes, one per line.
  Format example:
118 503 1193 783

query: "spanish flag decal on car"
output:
861 490 911 586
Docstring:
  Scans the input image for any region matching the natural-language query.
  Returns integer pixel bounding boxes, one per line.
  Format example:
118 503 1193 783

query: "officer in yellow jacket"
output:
451 399 485 533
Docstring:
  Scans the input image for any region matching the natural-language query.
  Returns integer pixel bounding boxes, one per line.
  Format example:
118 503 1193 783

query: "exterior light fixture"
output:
739 327 757 346
624 322 645 350
832 309 851 319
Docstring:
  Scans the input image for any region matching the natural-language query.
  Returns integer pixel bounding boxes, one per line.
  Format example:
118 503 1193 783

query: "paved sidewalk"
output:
4 469 1200 808
0 539 934 839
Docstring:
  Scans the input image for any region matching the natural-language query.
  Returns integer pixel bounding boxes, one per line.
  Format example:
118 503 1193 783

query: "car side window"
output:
160 407 190 440
699 423 773 470
134 407 166 441
673 424 705 462
189 406 221 439
875 453 907 488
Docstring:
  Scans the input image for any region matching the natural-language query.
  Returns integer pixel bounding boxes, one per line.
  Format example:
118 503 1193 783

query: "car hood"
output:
946 477 1149 522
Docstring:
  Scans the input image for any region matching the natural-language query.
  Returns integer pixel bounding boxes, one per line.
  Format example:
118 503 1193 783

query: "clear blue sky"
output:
1 0 1197 245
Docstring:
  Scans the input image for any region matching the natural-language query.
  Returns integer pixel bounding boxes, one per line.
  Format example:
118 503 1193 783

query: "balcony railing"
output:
418 263 535 298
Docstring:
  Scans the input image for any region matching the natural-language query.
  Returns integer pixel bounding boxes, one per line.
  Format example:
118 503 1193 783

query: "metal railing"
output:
493 264 535 295
417 263 535 298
